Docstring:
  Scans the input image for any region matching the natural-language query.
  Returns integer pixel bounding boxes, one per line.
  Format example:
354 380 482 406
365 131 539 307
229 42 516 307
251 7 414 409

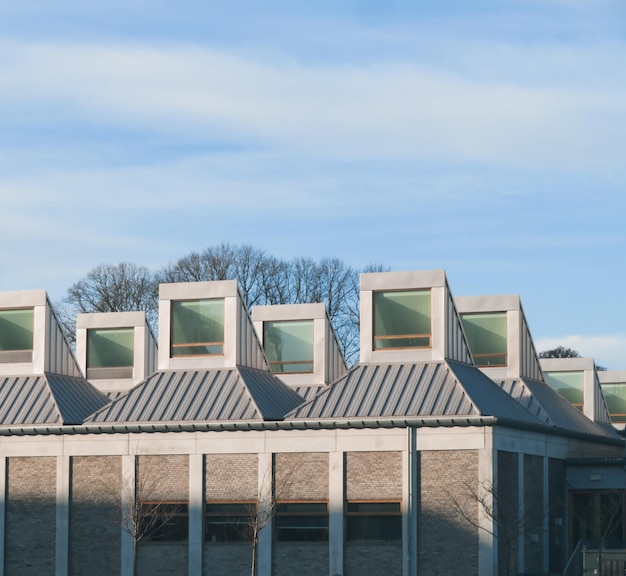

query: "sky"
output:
1 0 625 368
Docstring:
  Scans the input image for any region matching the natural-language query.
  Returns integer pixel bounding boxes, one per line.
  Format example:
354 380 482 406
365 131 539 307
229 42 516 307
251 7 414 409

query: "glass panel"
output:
140 503 189 542
461 312 507 367
373 290 431 350
544 371 584 408
0 308 34 351
264 320 314 374
601 383 626 423
205 502 255 542
346 515 402 541
87 328 134 368
347 502 401 514
274 502 329 542
171 299 224 356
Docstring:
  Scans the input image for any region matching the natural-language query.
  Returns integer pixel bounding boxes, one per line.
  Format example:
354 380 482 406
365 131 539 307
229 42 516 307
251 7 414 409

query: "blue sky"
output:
1 0 625 368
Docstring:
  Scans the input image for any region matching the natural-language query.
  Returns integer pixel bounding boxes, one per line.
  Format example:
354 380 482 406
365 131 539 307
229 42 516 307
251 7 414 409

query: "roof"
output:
85 366 305 424
497 377 622 440
288 361 544 425
0 373 109 426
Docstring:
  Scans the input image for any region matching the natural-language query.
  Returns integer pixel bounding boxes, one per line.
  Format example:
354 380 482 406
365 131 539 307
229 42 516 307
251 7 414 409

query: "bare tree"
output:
117 455 185 572
449 477 546 576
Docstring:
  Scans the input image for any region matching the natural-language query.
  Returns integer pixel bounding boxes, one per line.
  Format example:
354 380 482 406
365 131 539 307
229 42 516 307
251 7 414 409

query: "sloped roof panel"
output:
498 377 621 439
290 362 480 420
46 374 110 425
238 366 306 420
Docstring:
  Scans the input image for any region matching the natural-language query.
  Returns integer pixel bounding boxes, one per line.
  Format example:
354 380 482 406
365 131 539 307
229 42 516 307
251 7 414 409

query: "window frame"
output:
205 500 256 543
263 319 315 375
345 499 402 543
0 307 35 362
139 501 189 543
460 311 508 368
274 500 329 542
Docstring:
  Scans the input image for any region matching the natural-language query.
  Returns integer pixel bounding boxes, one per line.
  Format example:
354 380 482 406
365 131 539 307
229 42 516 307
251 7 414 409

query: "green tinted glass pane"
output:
171 299 224 356
0 309 34 351
346 515 402 541
601 383 626 423
544 371 584 406
276 502 327 514
264 320 314 373
373 290 431 349
87 328 134 368
461 312 507 366
347 502 401 514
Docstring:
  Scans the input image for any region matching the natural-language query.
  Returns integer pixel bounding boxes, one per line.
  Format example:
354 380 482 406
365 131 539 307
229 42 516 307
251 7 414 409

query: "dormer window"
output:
170 299 225 357
87 328 134 379
460 312 507 367
373 290 431 350
544 371 584 411
0 308 34 363
264 320 314 374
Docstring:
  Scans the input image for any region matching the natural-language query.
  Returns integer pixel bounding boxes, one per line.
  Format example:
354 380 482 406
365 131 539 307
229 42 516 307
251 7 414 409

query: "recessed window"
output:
460 312 507 367
264 320 314 374
346 501 402 542
205 502 255 542
274 502 329 542
373 290 431 350
139 502 189 542
171 299 225 357
600 382 626 423
544 371 584 410
87 328 134 378
0 308 34 362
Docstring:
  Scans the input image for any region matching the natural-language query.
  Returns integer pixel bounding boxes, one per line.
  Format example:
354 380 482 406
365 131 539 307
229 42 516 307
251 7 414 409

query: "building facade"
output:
0 271 623 576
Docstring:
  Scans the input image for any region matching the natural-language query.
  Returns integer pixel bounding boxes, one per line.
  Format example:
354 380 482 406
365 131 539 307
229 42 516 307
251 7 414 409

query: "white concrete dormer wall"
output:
0 290 80 377
76 311 156 393
158 280 267 372
360 270 450 364
252 302 347 387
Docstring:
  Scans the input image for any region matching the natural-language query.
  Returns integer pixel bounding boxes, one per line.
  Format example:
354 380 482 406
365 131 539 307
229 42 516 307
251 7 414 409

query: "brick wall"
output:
136 454 189 576
345 543 402 576
498 450 519 576
419 450 479 576
275 452 328 500
206 453 258 500
204 454 257 576
70 456 121 576
6 457 57 576
345 451 401 499
524 454 544 573
273 543 329 576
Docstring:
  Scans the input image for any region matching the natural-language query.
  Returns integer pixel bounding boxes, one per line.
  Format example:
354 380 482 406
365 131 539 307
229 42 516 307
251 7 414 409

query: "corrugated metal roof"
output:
288 361 550 427
0 374 109 426
86 367 305 424
290 362 482 420
497 378 622 439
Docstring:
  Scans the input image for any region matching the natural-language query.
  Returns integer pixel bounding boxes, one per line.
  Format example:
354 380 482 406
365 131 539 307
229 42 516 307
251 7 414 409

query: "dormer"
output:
598 371 626 428
455 295 543 381
158 280 267 371
540 357 612 424
251 303 347 388
0 290 80 377
75 311 158 396
359 270 472 364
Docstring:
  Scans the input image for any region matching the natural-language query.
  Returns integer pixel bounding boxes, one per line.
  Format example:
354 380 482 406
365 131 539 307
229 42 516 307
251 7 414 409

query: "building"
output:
0 271 623 576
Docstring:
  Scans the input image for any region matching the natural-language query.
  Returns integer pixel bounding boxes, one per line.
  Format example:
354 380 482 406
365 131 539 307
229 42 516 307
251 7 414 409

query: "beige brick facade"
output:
206 453 258 500
275 452 328 501
419 450 479 576
6 457 57 576
345 451 402 500
70 456 122 576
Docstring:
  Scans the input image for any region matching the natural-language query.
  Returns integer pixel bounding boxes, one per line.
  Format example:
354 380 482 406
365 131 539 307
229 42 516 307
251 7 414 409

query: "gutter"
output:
0 415 623 445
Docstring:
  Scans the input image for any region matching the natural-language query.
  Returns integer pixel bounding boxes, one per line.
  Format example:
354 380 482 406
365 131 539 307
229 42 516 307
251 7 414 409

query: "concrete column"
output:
328 451 344 576
518 453 525 574
402 428 418 576
257 452 273 576
55 455 71 576
189 454 204 576
478 442 496 576
121 454 136 576
0 457 6 576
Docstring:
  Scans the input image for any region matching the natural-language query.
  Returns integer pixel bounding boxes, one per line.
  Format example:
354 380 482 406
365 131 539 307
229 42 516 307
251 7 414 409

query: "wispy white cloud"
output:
1 40 624 170
535 334 626 371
